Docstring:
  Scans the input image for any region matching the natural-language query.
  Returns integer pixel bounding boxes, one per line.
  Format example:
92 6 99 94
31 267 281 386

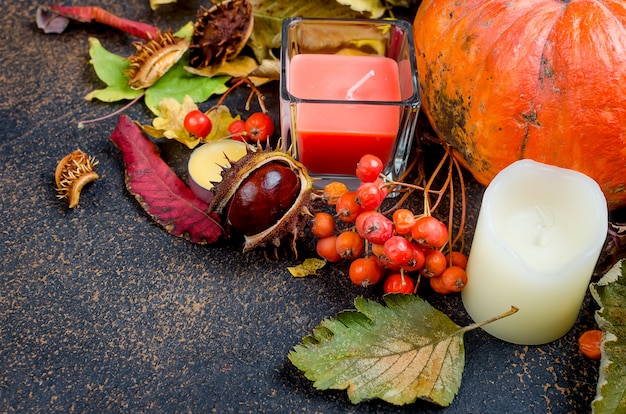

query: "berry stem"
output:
423 147 450 216
450 155 467 249
214 77 267 113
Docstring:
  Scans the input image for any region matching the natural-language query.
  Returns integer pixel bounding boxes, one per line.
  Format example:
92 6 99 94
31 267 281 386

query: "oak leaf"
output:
110 115 223 244
142 97 240 148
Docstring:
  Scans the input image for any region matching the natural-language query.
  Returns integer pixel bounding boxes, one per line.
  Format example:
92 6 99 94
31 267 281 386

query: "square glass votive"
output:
280 17 421 190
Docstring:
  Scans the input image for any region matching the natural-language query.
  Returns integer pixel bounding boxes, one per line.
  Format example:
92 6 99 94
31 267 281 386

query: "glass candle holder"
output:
280 17 421 190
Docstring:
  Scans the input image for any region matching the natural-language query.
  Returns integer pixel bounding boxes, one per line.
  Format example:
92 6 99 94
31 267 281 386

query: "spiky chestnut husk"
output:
189 0 254 69
126 30 189 89
55 149 99 208
208 145 314 257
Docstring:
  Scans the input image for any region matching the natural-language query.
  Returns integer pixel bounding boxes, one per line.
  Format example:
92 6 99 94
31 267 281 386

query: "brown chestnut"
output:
208 147 314 255
227 162 300 235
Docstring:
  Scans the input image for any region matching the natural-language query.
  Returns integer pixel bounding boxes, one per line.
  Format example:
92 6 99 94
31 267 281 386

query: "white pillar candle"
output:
462 160 607 345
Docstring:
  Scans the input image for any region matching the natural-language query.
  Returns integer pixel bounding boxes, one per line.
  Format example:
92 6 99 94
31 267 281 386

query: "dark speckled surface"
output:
1 1 600 413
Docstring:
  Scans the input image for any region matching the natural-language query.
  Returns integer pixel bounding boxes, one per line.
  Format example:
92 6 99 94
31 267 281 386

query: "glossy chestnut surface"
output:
227 162 300 235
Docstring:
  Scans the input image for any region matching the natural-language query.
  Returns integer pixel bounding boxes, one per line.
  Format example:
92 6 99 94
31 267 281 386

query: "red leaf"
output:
110 115 223 244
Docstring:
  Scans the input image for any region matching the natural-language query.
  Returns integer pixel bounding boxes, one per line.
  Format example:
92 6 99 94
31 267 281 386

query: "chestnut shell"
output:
208 146 314 256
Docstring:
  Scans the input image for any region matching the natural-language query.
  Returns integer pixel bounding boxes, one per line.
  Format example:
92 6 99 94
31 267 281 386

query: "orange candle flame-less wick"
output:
346 70 375 100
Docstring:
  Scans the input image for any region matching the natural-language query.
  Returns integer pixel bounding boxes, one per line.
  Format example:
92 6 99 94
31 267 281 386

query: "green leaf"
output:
173 21 194 40
289 295 465 406
85 24 228 115
248 0 365 62
85 37 143 102
144 56 229 116
590 259 626 414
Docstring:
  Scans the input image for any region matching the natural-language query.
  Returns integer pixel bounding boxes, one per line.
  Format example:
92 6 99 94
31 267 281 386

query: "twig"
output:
213 77 267 113
78 92 145 128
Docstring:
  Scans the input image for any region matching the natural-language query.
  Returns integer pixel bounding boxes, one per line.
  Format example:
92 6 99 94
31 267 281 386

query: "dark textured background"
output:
1 1 602 412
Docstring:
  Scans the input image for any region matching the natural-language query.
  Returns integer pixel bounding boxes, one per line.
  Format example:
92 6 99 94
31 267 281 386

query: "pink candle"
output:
288 54 402 175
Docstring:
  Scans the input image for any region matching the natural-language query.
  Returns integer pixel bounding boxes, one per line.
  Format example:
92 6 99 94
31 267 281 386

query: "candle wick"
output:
534 206 554 228
346 70 375 100
533 206 554 247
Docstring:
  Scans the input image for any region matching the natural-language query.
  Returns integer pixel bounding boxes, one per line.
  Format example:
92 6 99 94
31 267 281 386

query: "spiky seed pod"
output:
208 145 314 257
126 30 189 89
54 149 99 208
189 0 254 69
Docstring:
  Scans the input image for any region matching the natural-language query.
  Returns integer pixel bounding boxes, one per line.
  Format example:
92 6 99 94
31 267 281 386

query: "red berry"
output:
429 275 451 295
360 212 394 244
349 257 383 287
420 249 448 278
402 242 426 272
335 231 364 260
446 251 468 269
355 211 379 239
356 154 384 182
184 110 212 138
440 265 468 292
316 236 341 262
355 182 385 211
392 208 416 236
578 329 602 360
228 119 247 142
383 273 415 295
335 192 364 223
412 216 449 249
383 236 414 266
244 112 274 142
310 212 336 239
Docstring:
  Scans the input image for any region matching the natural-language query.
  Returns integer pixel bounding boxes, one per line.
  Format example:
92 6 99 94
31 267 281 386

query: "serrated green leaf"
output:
590 259 626 414
144 56 229 116
85 37 143 102
289 295 465 406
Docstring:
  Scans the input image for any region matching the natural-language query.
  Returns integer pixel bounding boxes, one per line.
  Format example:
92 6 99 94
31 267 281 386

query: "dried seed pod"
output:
209 145 314 257
189 0 254 69
126 30 189 89
55 149 99 208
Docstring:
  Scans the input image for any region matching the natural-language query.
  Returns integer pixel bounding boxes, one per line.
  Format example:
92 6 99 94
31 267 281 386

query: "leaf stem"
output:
459 306 519 335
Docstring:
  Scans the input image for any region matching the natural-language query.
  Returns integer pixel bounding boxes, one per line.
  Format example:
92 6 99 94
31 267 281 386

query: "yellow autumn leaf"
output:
203 105 241 142
149 0 177 10
150 95 200 149
288 258 327 277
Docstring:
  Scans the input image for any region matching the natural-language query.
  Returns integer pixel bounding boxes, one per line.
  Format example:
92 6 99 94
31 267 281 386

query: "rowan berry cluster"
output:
310 154 468 295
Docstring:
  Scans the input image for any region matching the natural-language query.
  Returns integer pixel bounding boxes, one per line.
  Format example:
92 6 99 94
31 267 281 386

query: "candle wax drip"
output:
533 206 554 247
346 70 375 100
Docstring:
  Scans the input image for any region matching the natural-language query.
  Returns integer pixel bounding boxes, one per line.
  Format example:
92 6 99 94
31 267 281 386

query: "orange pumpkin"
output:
413 0 626 210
